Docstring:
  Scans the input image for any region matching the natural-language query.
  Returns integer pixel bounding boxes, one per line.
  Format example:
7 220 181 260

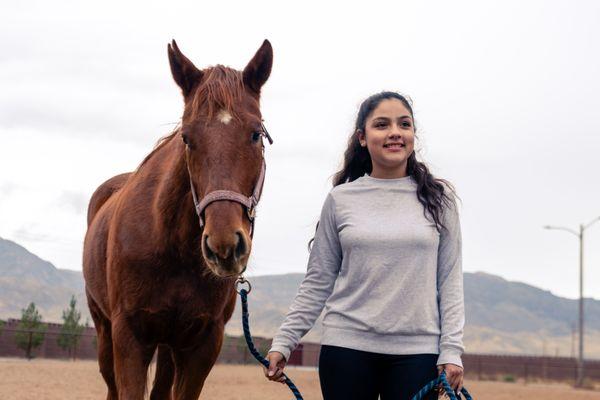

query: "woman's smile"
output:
383 142 405 151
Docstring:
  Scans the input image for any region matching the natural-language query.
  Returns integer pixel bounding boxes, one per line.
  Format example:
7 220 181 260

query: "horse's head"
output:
168 39 273 278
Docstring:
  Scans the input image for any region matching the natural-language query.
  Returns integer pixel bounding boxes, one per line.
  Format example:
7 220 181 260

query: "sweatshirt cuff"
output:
436 349 463 368
268 344 291 363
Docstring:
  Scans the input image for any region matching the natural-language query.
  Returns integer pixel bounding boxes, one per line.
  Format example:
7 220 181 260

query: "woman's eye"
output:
375 123 387 128
402 121 412 128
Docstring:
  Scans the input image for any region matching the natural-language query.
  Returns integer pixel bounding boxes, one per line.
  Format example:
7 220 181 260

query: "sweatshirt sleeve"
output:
436 198 466 368
268 192 342 361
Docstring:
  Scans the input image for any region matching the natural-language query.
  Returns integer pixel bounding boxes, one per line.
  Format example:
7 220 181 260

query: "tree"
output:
0 319 5 337
57 295 85 360
14 302 46 359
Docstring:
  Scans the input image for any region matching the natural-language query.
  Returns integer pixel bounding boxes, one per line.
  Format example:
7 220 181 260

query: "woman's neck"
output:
369 163 408 179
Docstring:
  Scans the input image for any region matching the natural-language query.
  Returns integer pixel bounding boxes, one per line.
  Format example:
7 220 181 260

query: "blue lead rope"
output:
237 280 473 400
410 371 472 400
239 287 304 399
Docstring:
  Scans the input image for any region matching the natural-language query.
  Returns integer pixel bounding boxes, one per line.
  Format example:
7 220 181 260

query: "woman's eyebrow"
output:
372 115 412 121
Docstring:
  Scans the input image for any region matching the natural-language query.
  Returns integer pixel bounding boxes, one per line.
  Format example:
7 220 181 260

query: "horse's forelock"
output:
189 65 246 123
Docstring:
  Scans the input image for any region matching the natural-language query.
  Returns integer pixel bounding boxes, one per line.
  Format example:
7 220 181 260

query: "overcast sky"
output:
1 0 599 300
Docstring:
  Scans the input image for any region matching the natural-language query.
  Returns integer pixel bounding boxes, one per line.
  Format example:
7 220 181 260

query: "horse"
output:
83 39 273 400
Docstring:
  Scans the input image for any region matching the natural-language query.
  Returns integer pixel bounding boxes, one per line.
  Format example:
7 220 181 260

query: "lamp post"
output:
544 216 600 388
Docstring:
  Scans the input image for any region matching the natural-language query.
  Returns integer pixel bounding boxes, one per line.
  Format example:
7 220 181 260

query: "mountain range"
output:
1 236 599 358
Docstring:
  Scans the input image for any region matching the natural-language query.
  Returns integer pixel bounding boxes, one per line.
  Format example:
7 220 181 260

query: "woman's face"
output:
358 98 415 176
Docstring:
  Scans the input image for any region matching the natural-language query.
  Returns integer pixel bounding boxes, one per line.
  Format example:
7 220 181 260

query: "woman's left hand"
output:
437 363 464 393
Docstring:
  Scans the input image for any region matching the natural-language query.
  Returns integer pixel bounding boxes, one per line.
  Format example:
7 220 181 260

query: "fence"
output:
297 343 600 384
2 319 599 384
0 319 97 360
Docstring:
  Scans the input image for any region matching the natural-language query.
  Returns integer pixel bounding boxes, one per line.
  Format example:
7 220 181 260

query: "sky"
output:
1 0 599 300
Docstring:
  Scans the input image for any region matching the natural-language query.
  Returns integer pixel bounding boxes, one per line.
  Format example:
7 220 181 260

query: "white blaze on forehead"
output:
217 109 233 125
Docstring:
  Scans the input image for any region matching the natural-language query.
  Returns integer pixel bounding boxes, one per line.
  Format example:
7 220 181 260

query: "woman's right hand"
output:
263 351 287 384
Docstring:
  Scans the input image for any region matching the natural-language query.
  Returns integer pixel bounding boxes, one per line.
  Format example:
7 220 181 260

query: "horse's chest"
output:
128 282 233 346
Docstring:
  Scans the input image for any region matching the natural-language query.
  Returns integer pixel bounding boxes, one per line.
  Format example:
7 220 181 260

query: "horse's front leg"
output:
172 322 224 400
112 315 156 400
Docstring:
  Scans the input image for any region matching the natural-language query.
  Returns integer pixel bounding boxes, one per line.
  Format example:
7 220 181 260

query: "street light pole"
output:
578 223 584 388
544 216 600 388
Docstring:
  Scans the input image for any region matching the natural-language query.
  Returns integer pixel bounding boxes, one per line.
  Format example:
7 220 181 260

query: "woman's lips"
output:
384 143 405 152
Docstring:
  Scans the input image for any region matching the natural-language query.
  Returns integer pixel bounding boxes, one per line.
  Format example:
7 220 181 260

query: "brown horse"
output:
83 39 273 399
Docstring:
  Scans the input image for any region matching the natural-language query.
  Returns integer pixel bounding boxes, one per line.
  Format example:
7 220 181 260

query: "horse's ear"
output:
243 39 273 95
168 40 203 97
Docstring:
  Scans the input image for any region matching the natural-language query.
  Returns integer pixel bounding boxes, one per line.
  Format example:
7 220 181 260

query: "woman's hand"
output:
263 351 288 384
437 363 464 393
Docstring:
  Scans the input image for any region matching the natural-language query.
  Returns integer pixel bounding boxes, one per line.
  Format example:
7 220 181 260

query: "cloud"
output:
0 182 18 198
12 226 54 244
55 191 88 215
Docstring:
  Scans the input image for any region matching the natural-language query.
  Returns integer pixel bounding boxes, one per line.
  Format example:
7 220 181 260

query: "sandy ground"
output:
1 358 599 400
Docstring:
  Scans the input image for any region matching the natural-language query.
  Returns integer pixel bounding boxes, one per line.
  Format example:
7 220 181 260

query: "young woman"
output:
263 91 465 400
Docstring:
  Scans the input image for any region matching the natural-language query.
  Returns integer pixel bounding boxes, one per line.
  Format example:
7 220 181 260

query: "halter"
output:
186 121 273 238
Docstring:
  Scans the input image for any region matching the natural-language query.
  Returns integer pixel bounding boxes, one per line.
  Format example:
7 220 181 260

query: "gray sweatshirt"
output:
268 173 465 367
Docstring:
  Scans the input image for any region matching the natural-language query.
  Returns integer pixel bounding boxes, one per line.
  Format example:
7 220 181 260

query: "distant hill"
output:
1 236 599 357
226 273 600 357
0 237 90 323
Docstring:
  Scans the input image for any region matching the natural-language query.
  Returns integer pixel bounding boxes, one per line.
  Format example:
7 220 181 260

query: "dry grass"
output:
1 357 599 400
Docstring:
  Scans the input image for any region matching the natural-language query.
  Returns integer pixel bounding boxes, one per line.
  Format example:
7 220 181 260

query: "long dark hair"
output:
308 91 459 251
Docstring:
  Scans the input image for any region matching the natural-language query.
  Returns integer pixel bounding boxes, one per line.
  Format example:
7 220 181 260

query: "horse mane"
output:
190 65 244 122
134 126 181 173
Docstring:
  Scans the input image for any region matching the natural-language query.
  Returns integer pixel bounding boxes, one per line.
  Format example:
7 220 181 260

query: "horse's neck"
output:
138 137 201 255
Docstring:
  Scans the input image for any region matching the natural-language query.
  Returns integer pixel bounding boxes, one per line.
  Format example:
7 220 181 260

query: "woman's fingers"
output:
457 375 464 393
446 373 456 390
452 371 461 390
265 366 284 382
436 364 465 395
450 370 463 391
263 352 289 383
274 367 285 378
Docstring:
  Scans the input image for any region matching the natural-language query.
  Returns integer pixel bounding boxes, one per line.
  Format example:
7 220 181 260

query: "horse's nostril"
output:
234 231 247 260
203 235 217 262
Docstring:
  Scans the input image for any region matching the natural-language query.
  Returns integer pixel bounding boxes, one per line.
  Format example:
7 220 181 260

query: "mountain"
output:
1 236 599 357
0 237 90 323
464 272 600 336
225 272 600 357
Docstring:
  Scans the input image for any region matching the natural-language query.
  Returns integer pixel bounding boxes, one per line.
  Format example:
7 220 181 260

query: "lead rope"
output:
236 276 304 399
410 371 473 400
235 276 473 400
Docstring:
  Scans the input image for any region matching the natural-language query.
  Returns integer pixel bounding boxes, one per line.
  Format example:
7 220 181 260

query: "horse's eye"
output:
182 133 189 145
251 131 262 142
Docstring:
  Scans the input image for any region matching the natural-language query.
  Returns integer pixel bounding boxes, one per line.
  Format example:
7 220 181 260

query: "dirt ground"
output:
1 358 599 400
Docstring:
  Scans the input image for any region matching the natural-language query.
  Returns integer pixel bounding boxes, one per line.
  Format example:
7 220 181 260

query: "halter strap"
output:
186 126 271 237
189 158 266 235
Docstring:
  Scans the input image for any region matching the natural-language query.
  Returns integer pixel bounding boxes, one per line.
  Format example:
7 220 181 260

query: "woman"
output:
264 91 465 400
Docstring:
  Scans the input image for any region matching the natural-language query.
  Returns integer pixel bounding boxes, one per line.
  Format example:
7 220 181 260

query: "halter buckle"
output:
247 204 256 220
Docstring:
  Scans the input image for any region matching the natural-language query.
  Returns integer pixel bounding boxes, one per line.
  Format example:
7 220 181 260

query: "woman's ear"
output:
357 130 367 147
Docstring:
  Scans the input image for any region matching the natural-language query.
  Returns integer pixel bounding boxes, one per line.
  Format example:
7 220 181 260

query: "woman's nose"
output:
389 123 403 136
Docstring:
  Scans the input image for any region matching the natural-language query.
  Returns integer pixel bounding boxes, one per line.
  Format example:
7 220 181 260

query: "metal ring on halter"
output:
235 276 252 294
247 204 256 220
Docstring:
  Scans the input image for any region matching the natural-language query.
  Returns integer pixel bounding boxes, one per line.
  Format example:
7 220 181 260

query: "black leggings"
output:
318 344 439 400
